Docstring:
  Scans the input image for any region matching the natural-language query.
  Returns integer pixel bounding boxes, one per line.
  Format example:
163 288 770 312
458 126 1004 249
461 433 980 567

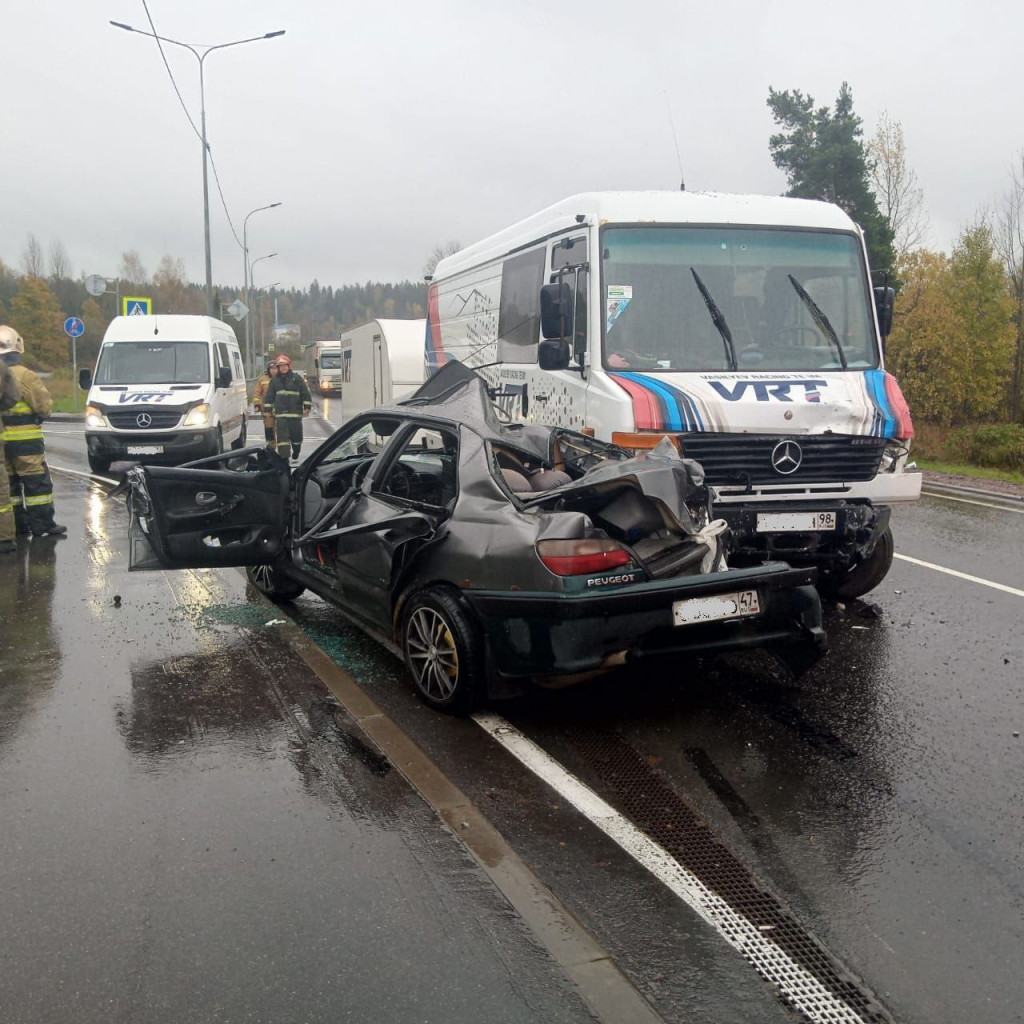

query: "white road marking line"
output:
473 711 870 1024
893 553 1024 597
923 490 1024 514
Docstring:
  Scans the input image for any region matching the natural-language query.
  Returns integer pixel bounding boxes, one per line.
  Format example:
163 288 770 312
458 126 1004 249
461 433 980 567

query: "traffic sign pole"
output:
63 317 85 413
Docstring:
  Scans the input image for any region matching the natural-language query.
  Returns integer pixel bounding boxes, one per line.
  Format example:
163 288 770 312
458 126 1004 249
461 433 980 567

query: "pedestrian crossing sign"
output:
123 296 153 316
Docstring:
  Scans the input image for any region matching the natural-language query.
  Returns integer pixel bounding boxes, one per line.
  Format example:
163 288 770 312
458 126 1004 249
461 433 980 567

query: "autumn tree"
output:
11 275 66 371
994 151 1024 421
945 222 1014 423
153 255 200 314
21 234 45 277
48 239 72 281
424 240 462 278
119 250 148 288
868 111 929 264
767 82 894 272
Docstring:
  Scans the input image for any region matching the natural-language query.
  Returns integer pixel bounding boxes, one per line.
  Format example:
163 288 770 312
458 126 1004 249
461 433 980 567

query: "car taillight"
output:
536 538 634 576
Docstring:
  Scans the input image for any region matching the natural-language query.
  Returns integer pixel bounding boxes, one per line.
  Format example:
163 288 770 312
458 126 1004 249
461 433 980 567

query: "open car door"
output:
123 452 291 571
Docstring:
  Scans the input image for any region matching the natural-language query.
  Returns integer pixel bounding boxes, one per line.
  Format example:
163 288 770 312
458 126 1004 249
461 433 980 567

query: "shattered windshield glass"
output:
601 226 878 372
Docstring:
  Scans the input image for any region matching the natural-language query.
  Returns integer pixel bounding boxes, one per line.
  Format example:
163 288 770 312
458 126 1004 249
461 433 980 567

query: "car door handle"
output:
168 493 245 521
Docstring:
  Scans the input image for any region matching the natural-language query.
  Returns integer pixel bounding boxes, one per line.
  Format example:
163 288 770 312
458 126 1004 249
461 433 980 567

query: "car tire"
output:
821 526 894 600
401 587 483 715
231 417 247 450
88 452 112 476
246 562 306 602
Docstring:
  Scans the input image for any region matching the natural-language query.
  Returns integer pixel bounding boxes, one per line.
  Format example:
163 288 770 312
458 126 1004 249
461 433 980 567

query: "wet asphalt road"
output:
3 416 1023 1024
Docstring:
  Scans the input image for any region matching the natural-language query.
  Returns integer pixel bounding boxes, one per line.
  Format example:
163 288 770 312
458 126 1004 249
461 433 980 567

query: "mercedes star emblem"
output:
771 440 803 475
136 413 153 428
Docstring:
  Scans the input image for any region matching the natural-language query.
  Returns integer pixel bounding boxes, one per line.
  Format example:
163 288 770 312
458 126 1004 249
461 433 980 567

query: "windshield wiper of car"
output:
690 268 737 371
787 274 848 370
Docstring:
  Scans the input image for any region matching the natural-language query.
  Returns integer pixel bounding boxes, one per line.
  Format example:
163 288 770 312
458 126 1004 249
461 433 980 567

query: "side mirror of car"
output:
540 281 574 340
79 367 92 390
874 285 894 339
538 338 571 371
217 366 232 389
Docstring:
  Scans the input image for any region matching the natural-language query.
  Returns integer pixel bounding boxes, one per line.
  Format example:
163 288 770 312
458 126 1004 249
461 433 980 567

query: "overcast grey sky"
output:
4 0 1021 292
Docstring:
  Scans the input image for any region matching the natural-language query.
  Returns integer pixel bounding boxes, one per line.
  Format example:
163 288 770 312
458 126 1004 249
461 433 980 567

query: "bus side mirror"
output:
217 366 232 389
538 338 570 370
79 367 92 390
540 281 574 340
874 286 894 339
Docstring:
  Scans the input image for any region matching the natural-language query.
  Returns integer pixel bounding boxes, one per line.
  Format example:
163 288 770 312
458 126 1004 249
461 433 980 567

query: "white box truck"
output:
425 191 921 599
79 314 249 475
335 318 426 422
304 340 343 395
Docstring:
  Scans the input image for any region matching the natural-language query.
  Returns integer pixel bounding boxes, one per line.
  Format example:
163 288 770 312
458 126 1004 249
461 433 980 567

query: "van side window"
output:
215 342 231 379
232 351 244 381
497 248 545 362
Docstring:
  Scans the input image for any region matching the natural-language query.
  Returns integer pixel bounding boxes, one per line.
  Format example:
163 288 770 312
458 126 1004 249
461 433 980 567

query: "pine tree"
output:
767 82 895 273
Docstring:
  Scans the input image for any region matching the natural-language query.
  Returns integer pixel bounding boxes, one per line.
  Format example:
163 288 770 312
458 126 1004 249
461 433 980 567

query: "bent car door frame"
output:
128 463 290 570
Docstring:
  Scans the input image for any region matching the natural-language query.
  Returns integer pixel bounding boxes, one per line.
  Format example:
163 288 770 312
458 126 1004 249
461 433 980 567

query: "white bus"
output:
425 191 920 598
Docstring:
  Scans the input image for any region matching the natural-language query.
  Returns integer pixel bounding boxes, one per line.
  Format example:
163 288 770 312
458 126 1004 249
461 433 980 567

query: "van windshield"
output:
319 353 342 369
95 342 212 385
601 227 878 373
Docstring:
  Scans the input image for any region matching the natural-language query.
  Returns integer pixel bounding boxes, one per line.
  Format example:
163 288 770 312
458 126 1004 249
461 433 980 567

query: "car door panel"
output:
129 464 289 570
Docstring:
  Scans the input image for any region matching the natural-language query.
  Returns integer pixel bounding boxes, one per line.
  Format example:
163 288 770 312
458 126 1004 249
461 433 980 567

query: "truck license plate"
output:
127 445 164 455
757 511 837 532
672 589 760 626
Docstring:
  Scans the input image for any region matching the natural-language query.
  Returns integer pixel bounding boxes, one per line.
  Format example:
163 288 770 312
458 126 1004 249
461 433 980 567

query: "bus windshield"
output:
601 226 878 373
95 342 211 385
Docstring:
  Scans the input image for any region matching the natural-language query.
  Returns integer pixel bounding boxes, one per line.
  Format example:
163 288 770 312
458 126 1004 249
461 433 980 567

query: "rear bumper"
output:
86 428 219 465
461 564 826 681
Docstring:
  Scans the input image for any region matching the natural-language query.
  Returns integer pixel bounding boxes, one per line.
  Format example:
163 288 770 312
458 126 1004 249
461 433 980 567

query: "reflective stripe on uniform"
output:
2 423 44 441
275 412 302 418
23 492 54 507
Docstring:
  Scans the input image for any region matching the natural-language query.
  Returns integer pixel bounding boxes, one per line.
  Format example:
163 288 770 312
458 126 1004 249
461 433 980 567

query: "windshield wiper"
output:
690 269 737 371
787 274 848 370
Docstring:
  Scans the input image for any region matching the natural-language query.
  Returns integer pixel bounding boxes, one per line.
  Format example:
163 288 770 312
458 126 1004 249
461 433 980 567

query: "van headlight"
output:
85 404 107 429
183 402 211 427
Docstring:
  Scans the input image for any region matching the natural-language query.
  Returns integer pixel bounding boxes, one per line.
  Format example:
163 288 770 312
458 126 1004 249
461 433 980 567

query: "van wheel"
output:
246 562 305 602
401 587 483 715
820 526 894 600
88 453 112 475
231 418 247 450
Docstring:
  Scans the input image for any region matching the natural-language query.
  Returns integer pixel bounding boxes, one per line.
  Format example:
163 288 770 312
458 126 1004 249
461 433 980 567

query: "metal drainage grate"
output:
567 729 892 1024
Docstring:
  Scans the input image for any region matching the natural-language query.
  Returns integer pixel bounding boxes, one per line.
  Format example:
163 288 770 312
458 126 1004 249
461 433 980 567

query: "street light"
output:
251 276 280 365
110 21 285 316
243 202 281 374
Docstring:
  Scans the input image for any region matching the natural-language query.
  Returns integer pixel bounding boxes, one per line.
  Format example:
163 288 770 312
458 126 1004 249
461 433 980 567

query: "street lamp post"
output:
243 203 281 375
249 255 277 364
254 281 280 364
110 21 285 316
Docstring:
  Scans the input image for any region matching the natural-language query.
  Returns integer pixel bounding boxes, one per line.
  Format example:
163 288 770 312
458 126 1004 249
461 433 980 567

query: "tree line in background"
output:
0 248 427 372
3 83 1023 469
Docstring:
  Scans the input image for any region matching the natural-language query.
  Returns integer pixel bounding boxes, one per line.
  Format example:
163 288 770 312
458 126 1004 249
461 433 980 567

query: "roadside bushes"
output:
943 424 1024 473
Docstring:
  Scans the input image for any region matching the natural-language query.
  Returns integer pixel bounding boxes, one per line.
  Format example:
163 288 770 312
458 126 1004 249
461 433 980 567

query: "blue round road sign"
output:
64 316 85 338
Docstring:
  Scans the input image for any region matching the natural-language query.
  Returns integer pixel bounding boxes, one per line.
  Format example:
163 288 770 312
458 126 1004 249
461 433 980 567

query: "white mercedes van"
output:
80 315 249 474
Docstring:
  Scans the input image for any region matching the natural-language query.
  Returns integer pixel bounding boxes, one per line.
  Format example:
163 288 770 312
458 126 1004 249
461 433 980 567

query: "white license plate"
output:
757 511 837 532
672 589 761 626
126 445 164 455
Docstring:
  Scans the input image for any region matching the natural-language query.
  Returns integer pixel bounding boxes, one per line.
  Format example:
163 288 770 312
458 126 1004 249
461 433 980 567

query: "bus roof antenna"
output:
664 91 685 191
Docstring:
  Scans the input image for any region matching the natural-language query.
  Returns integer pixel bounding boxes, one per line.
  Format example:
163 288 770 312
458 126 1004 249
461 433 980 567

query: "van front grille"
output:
107 407 184 430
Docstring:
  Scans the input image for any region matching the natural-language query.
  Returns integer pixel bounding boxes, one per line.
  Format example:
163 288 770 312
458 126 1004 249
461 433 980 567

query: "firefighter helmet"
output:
0 325 25 354
275 354 292 370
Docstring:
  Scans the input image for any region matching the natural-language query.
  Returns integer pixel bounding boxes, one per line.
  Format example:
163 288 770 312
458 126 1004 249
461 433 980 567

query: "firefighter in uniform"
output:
0 356 20 554
0 325 67 538
263 354 311 461
251 359 279 446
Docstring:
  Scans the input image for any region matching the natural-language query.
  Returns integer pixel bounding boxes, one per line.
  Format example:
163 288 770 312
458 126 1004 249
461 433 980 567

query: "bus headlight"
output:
183 403 211 427
85 405 107 429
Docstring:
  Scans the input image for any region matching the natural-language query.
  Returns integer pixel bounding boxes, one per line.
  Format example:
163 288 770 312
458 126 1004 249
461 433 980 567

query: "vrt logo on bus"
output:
708 379 828 402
